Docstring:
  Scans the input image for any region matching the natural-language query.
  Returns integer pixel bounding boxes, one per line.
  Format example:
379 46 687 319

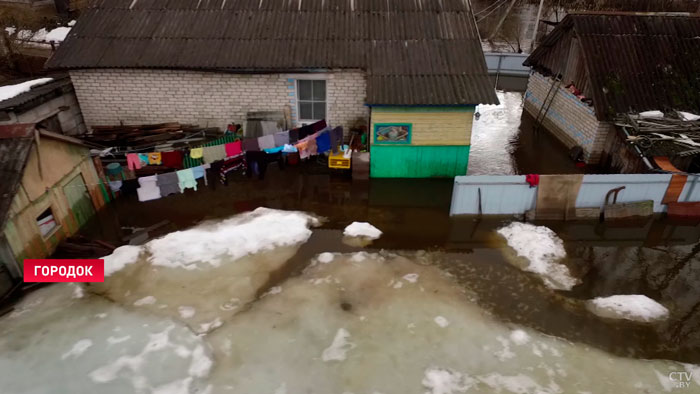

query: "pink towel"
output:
225 140 242 157
126 153 142 170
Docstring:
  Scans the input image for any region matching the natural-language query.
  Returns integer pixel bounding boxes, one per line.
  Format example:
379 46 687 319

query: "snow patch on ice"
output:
478 372 556 393
106 335 131 345
71 284 84 299
274 382 287 394
133 296 156 306
510 329 531 346
189 345 213 378
343 222 382 239
586 295 669 322
322 328 355 362
403 273 419 283
422 368 475 394
434 316 449 328
317 252 335 264
497 222 578 290
61 339 92 360
146 208 318 269
263 286 283 297
0 78 53 102
102 245 142 276
178 306 196 319
152 377 193 394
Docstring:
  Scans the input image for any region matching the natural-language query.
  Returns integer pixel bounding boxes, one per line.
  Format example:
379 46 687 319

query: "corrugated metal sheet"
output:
450 173 700 215
450 175 538 215
0 124 35 229
46 0 498 106
524 13 700 120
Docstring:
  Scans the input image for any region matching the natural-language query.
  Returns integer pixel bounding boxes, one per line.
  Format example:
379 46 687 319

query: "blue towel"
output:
315 131 331 153
264 145 284 154
192 165 206 179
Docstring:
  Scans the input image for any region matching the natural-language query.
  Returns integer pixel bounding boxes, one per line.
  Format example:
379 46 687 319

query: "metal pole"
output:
529 0 545 52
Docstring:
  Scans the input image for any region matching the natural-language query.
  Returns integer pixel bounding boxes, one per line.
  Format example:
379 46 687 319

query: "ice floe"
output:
497 222 578 290
344 222 383 239
586 294 670 322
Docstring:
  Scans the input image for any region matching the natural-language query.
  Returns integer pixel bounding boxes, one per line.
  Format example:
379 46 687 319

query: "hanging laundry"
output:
258 134 275 150
126 153 142 170
108 180 123 193
264 145 284 154
315 130 331 153
189 147 203 159
192 164 208 186
330 126 344 153
282 144 298 153
273 131 289 147
121 179 139 196
219 154 248 185
148 152 162 165
311 119 327 132
176 168 198 192
138 153 150 166
202 145 226 163
137 175 161 202
242 138 260 152
161 150 184 169
295 140 311 159
526 174 540 188
289 128 300 143
225 140 242 157
246 151 283 180
298 124 314 140
156 172 181 196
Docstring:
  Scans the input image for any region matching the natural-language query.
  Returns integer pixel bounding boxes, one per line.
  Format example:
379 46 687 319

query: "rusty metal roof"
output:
0 124 34 229
525 13 700 120
46 0 498 105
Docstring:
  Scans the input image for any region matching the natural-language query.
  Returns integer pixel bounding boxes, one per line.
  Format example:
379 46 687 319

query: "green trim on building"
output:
370 106 475 113
370 145 470 178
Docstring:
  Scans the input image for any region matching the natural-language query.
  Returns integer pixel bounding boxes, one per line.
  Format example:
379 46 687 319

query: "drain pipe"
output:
620 126 654 170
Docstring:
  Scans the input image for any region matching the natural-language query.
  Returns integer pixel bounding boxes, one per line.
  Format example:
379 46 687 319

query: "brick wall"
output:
523 71 610 163
70 69 368 133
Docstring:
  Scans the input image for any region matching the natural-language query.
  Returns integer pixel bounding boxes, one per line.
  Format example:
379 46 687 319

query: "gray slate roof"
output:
0 124 34 229
525 12 700 120
46 0 498 106
0 75 72 112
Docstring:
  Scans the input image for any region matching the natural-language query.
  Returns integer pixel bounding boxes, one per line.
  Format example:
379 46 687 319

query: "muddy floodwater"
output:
2 159 700 393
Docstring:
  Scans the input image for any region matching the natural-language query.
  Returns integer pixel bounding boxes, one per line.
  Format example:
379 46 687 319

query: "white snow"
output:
317 252 335 264
102 245 142 276
0 78 53 102
497 222 578 290
434 316 450 328
45 26 71 42
133 296 156 306
422 368 475 394
106 335 131 345
61 339 93 360
343 222 382 239
178 306 196 319
509 329 531 346
68 20 77 26
586 295 669 322
188 345 213 378
680 111 700 121
639 110 665 119
402 273 419 283
146 207 318 269
71 284 84 299
322 328 355 362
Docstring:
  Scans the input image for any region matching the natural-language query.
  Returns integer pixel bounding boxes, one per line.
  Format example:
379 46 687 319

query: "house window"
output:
36 208 58 237
297 80 326 122
374 123 412 144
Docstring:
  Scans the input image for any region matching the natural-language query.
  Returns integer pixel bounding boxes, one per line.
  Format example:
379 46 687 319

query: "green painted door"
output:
64 174 95 229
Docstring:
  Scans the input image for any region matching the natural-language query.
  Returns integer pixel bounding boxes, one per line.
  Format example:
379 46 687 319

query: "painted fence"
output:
450 174 700 216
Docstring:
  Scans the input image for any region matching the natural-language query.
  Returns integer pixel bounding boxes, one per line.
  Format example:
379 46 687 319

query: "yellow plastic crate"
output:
328 151 351 169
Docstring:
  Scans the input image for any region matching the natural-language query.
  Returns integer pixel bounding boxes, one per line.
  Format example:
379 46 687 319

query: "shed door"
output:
64 174 95 228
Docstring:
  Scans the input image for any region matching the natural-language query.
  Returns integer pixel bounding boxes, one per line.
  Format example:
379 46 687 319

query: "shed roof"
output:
0 75 72 112
0 124 35 229
524 12 700 120
45 0 498 106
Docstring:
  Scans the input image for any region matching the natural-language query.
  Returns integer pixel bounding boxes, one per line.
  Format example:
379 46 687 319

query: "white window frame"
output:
295 78 328 124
